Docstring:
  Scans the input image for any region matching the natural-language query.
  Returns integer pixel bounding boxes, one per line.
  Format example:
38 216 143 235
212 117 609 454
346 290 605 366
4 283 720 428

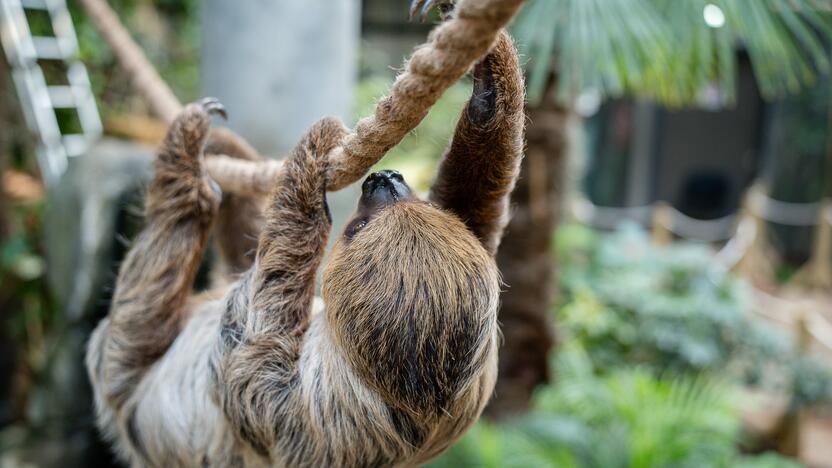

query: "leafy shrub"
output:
556 223 832 404
556 223 773 374
430 345 800 468
431 224 828 468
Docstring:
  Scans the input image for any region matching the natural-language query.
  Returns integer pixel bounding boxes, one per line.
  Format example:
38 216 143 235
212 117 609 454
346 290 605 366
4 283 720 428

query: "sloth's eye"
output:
346 219 368 240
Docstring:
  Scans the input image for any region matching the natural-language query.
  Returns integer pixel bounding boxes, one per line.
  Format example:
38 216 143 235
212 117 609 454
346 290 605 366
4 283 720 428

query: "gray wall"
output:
202 0 361 156
201 0 364 281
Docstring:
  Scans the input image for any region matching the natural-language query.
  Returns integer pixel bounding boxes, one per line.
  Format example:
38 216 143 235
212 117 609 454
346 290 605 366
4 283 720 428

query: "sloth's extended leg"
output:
428 29 525 256
205 127 266 279
90 99 224 410
213 117 347 456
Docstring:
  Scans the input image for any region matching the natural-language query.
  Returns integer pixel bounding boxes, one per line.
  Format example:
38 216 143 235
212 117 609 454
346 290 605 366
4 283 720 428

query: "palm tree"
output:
487 0 832 418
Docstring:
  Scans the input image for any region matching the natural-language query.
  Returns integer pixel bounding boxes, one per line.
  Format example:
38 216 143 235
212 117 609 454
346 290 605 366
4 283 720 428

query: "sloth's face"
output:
322 170 499 409
341 169 416 242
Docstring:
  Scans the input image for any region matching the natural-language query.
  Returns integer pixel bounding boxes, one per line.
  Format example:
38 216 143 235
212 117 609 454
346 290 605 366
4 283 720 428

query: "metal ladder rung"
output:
2 0 102 183
47 85 76 107
31 36 73 59
62 134 89 157
20 0 48 10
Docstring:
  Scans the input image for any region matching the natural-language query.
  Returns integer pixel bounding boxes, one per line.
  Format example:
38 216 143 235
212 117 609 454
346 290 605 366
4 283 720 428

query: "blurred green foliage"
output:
431 224 831 467
556 223 763 374
555 223 832 404
431 345 800 468
69 0 200 119
0 201 56 391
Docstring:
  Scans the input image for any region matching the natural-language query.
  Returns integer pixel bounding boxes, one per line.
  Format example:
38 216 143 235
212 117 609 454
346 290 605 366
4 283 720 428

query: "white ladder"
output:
0 0 102 184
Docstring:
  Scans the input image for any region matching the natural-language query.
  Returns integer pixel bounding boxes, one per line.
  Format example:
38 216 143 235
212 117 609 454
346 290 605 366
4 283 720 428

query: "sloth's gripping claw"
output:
409 0 454 21
199 96 228 120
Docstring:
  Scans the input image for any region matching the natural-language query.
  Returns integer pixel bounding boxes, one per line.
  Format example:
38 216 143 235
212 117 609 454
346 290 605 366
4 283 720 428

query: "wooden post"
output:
791 200 832 290
651 201 673 245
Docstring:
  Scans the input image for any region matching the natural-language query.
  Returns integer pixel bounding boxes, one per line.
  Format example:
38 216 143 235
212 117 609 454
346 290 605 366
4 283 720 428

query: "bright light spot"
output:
697 83 727 111
575 89 601 118
703 4 726 29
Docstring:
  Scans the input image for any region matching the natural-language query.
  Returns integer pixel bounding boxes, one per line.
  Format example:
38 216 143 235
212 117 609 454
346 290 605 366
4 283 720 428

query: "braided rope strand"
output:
77 0 526 195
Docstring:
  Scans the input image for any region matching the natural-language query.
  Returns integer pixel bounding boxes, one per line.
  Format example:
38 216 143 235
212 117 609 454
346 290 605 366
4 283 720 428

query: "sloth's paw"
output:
160 97 228 217
166 97 228 164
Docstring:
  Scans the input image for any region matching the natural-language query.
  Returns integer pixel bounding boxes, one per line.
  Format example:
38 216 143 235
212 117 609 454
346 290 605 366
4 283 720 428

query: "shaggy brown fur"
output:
86 11 524 468
90 99 223 413
429 29 524 255
205 127 266 278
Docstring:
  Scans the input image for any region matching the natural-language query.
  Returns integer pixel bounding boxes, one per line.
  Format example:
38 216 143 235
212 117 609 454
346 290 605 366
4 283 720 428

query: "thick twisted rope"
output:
78 0 525 194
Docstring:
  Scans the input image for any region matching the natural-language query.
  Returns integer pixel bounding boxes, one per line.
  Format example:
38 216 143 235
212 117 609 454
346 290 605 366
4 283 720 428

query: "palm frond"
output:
646 0 737 106
719 0 832 99
512 0 832 106
513 0 671 103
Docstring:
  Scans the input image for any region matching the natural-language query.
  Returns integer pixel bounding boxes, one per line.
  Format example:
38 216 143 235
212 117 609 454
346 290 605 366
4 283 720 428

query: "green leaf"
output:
511 0 832 106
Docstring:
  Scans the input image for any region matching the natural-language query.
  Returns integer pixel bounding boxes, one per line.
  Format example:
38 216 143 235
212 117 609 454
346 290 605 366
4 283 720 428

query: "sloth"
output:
85 11 524 468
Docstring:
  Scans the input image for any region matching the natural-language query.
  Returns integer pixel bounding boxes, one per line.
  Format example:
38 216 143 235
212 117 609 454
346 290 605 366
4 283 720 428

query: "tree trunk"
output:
201 0 359 156
486 73 567 418
201 0 362 270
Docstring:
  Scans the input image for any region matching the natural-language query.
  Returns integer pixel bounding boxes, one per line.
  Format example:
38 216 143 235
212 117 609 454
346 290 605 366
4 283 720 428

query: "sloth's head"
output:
322 170 500 415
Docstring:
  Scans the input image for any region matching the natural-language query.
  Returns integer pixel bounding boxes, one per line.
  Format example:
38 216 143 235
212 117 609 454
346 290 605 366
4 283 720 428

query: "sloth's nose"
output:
360 170 412 208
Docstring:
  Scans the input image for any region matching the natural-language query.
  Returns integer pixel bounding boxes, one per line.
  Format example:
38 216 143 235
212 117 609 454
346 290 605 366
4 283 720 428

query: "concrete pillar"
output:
201 0 360 156
201 0 363 281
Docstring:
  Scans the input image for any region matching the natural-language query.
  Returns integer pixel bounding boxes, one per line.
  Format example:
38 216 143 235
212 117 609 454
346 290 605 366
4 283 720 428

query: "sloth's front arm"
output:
88 99 224 412
429 30 525 255
211 118 348 457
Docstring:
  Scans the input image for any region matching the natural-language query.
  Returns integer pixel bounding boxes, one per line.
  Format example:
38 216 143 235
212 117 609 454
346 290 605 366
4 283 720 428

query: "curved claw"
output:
409 0 455 22
207 177 222 200
199 97 228 121
409 0 424 21
409 0 435 22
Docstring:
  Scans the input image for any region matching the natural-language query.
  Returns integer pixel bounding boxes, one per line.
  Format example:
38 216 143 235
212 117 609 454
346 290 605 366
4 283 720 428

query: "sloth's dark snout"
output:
360 170 413 209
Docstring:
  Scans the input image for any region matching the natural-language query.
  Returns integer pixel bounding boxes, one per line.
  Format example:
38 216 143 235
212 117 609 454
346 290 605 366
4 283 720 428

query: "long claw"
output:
409 0 454 22
420 0 437 20
199 97 227 121
409 0 426 21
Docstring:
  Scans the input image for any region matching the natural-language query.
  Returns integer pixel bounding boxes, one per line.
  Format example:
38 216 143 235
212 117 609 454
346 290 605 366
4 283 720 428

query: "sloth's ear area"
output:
344 217 368 241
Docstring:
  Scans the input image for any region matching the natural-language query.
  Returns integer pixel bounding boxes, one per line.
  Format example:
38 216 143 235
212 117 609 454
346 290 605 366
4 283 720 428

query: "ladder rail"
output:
0 0 102 184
